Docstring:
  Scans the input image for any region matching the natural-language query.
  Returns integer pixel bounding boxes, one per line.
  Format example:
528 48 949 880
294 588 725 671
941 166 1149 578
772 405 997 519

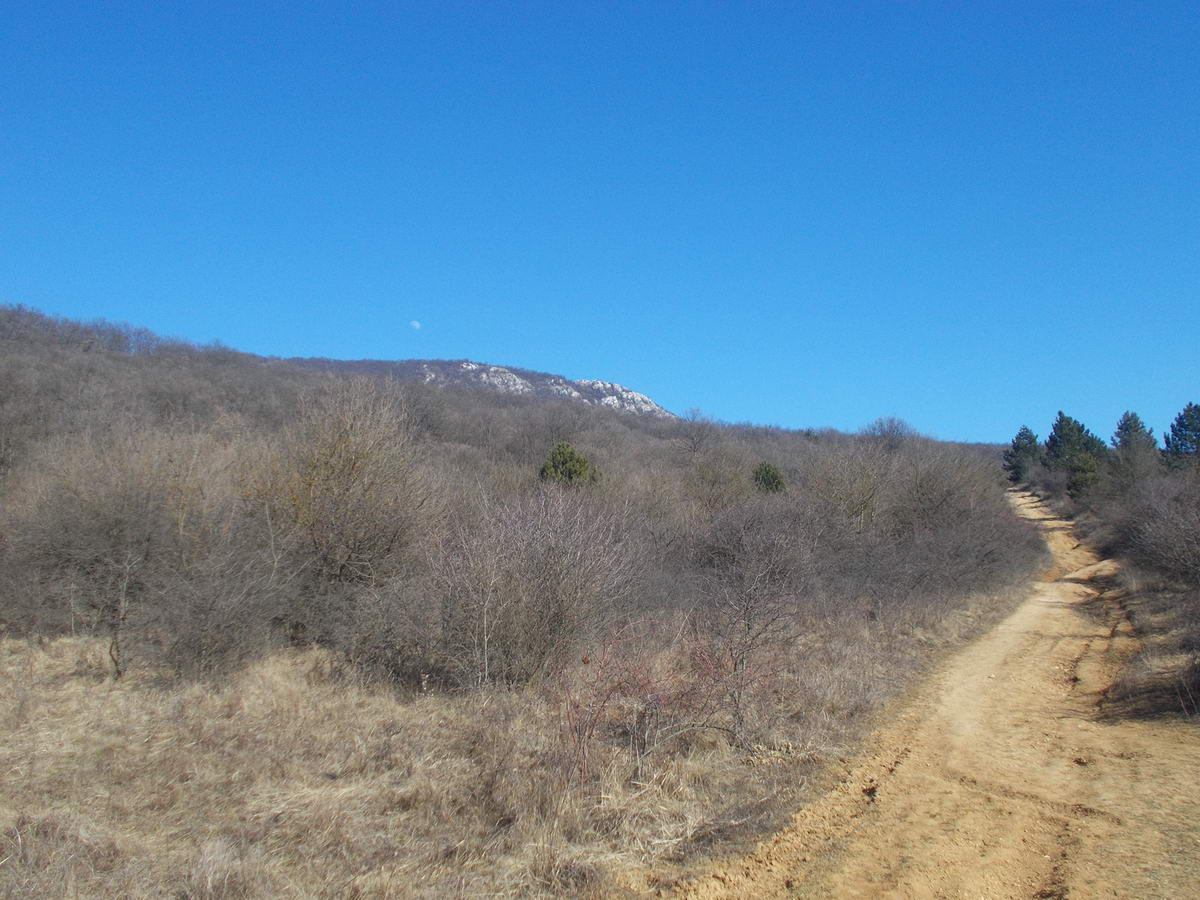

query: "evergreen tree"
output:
1111 411 1157 452
1108 411 1160 491
538 441 599 487
1044 411 1107 498
1164 402 1200 464
752 461 785 493
1002 425 1042 483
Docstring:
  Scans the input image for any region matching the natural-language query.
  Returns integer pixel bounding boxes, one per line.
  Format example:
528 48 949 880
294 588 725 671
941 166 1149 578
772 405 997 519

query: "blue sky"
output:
2 2 1196 443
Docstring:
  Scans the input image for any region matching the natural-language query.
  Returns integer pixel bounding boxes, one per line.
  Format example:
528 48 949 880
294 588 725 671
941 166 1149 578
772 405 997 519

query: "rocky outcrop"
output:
289 356 675 418
416 362 673 417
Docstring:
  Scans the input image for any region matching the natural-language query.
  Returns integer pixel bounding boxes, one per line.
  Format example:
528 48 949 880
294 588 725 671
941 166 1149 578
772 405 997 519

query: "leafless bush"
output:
860 415 920 451
800 440 894 532
0 426 301 676
434 488 641 687
1123 474 1200 587
2 430 209 672
692 497 810 744
313 576 442 688
546 620 732 778
246 377 441 586
1025 458 1071 504
678 442 755 522
156 552 296 678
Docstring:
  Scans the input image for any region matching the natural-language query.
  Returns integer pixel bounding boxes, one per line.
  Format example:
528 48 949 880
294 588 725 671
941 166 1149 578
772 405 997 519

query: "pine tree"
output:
1044 411 1107 498
1002 425 1042 483
538 441 599 487
1111 411 1157 452
1108 411 1159 491
1164 402 1200 464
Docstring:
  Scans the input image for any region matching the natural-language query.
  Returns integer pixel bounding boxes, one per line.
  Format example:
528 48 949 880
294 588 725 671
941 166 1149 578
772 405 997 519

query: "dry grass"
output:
0 638 725 897
1098 571 1200 720
0 582 1028 898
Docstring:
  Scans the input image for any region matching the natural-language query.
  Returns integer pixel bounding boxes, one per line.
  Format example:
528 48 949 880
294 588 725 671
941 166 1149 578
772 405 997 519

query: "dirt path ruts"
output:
657 492 1200 898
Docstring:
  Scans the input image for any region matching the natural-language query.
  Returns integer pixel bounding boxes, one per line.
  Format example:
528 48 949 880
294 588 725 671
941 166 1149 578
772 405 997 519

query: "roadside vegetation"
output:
1004 405 1200 717
0 304 1045 896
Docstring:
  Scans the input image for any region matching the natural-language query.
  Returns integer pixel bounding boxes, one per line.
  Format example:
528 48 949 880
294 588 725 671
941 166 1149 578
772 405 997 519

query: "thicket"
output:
0 304 1047 894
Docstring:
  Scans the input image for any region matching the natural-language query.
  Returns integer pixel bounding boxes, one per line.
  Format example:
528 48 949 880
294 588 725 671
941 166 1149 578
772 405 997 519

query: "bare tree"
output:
673 408 719 459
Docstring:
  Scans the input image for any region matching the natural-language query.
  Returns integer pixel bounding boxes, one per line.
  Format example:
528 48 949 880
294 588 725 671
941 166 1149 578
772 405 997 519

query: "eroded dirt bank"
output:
649 491 1200 899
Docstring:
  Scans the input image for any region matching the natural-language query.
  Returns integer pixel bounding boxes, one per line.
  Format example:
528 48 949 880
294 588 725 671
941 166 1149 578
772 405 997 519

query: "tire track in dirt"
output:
644 491 1200 899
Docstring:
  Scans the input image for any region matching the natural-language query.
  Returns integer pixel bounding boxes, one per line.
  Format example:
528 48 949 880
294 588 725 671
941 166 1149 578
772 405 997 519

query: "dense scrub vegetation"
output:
1004 405 1200 715
0 304 1045 896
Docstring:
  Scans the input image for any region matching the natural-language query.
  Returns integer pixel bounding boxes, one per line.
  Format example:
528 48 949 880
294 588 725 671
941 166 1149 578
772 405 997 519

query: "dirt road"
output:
661 492 1199 898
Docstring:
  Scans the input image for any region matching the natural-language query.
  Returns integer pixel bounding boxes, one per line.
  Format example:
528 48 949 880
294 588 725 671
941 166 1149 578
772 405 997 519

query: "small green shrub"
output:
539 442 599 487
752 461 785 493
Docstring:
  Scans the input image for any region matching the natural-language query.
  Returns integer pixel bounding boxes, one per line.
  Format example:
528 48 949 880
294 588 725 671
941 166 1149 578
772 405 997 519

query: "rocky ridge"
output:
287 356 675 418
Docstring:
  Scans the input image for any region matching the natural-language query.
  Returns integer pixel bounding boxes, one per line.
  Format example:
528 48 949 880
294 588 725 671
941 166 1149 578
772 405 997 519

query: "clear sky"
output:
2 2 1196 443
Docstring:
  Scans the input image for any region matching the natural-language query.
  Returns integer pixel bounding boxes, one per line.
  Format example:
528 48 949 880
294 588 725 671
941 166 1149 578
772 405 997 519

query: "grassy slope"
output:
1 577 1034 899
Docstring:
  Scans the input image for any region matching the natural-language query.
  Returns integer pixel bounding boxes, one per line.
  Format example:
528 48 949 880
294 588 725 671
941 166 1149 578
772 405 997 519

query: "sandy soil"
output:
651 491 1200 899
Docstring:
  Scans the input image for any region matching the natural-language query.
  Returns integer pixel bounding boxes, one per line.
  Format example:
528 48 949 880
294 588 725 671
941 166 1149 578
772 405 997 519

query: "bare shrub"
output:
1123 474 1200 587
2 429 223 672
693 497 807 744
801 440 894 532
0 426 299 677
434 488 641 687
1025 458 1071 505
5 432 166 641
679 443 755 521
860 415 919 451
246 377 440 586
319 576 442 688
157 551 296 678
548 621 725 777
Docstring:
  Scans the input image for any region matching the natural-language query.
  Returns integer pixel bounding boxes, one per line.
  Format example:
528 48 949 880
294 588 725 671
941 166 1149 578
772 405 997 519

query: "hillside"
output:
0 304 1050 897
